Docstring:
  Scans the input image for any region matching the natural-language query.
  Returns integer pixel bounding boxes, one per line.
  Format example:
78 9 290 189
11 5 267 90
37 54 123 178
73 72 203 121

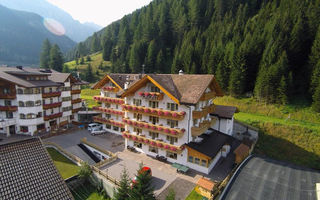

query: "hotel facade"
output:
0 66 85 137
93 72 237 174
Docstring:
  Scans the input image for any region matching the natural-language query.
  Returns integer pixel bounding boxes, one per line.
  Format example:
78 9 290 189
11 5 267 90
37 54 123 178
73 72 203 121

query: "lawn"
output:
69 183 109 200
65 52 111 80
81 88 100 108
214 96 320 169
185 188 205 200
46 147 80 179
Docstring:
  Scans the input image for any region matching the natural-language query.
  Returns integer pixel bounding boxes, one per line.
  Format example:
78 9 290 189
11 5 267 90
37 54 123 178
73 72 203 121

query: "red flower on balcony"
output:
181 128 186 133
139 107 144 112
164 145 170 149
122 119 127 123
172 112 178 117
144 124 149 129
133 121 138 126
150 141 156 146
127 135 131 138
180 111 186 116
170 130 177 134
127 106 132 110
151 126 156 130
170 147 177 151
151 109 157 114
144 92 150 96
133 107 137 111
139 123 144 128
144 108 150 113
157 126 163 131
145 139 150 143
164 111 171 116
164 128 170 133
138 92 144 96
128 121 133 125
132 136 137 140
157 143 163 147
158 110 163 116
139 138 144 142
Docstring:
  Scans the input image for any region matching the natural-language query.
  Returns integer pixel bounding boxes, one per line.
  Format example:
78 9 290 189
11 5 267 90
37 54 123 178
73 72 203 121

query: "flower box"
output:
172 112 178 117
164 111 171 116
139 123 144 128
133 121 138 126
164 145 170 149
180 111 186 116
170 147 177 151
133 107 137 111
181 128 186 133
170 130 177 134
144 92 150 96
158 111 163 116
144 124 149 129
151 126 157 130
164 129 170 133
144 108 150 113
145 139 149 143
157 143 163 147
138 92 144 96
150 141 156 146
157 127 163 131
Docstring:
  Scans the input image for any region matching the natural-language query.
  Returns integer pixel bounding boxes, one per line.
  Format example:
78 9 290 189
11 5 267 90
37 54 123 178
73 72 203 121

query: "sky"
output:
47 0 153 27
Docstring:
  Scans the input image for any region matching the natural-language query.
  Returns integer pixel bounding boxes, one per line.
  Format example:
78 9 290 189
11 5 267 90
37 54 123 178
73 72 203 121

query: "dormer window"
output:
151 86 160 93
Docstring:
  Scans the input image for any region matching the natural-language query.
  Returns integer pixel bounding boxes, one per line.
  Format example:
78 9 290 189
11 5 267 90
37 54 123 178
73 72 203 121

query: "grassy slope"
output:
185 188 204 200
214 96 320 169
81 88 100 108
70 183 109 200
65 52 111 80
46 147 80 179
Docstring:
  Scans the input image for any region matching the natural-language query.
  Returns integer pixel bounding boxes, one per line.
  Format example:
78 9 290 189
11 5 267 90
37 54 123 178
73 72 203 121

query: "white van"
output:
87 123 102 131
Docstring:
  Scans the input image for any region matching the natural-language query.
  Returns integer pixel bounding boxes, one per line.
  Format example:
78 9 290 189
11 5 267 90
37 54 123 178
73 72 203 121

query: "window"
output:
134 127 142 135
17 89 23 94
26 101 34 107
34 88 40 94
116 104 118 109
133 142 142 148
188 156 194 163
149 132 159 139
149 116 159 124
193 119 198 126
19 101 24 107
35 100 41 106
134 113 142 121
20 114 26 119
27 113 35 119
37 112 42 118
104 92 109 97
50 98 53 104
105 114 111 119
106 124 111 129
3 88 10 94
121 128 125 132
166 151 177 160
167 119 178 128
167 103 178 111
166 136 177 144
49 88 52 93
6 111 13 119
105 103 111 108
149 146 158 153
113 126 119 131
24 88 33 94
149 101 159 108
151 86 160 92
195 158 200 165
20 126 28 133
201 159 207 167
4 100 11 106
133 99 141 106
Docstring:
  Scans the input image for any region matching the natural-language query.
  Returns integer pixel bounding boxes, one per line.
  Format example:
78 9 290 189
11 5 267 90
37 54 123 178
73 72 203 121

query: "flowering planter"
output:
157 127 163 131
133 107 137 111
138 92 144 96
150 141 156 146
133 121 138 126
144 108 150 113
151 110 157 114
170 130 177 134
164 145 170 149
139 108 144 112
158 111 163 116
172 112 178 117
144 92 150 96
170 147 177 151
181 128 186 133
139 123 144 128
157 143 163 147
180 111 186 116
164 129 170 133
151 126 157 130
145 139 150 143
144 124 149 129
164 111 171 116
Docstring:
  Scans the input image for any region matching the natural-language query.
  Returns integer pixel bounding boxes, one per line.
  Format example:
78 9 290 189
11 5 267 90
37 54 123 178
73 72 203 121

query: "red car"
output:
131 166 152 187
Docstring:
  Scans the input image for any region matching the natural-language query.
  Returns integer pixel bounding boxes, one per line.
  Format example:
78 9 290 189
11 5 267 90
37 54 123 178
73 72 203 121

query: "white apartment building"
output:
0 66 86 136
93 72 239 174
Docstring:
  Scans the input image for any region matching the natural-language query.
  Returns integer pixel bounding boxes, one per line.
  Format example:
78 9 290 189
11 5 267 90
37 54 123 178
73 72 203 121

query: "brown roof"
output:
0 138 74 200
233 143 250 156
197 177 215 191
92 73 141 90
211 105 238 119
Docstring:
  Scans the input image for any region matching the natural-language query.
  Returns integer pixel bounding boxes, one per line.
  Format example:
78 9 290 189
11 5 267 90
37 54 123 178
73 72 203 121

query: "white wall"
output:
211 117 234 136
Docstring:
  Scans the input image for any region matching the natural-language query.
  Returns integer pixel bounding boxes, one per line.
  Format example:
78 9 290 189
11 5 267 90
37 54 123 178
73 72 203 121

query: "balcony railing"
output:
191 118 216 137
44 112 62 121
122 104 186 120
138 92 164 100
122 118 185 137
72 107 82 113
0 93 16 99
42 91 61 98
93 116 125 128
0 106 18 111
71 89 81 95
122 131 185 153
102 86 119 93
93 96 124 105
71 98 82 104
192 104 216 119
200 91 216 101
92 107 124 116
43 102 62 110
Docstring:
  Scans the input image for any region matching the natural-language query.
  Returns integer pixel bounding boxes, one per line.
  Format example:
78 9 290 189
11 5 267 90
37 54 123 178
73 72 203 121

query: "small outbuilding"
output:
195 177 215 199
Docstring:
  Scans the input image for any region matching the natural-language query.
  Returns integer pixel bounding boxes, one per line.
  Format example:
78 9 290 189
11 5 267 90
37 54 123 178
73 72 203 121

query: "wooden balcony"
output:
93 96 124 105
138 92 164 101
122 118 185 137
44 112 62 121
71 98 82 104
200 91 216 101
122 131 185 153
42 91 61 98
59 120 68 126
122 104 186 121
93 116 125 128
92 106 124 116
102 86 119 93
191 118 216 137
43 102 62 110
0 106 18 111
192 104 216 119
71 89 81 94
72 107 82 113
0 93 16 99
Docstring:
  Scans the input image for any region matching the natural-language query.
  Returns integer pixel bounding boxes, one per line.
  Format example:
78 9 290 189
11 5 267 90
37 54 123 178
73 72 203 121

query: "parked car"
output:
91 127 107 136
131 166 152 187
87 123 102 131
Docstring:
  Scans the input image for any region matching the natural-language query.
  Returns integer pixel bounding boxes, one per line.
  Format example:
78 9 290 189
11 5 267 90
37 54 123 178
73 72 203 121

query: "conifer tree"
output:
312 81 320 112
278 76 288 105
90 32 101 53
40 39 51 68
80 57 84 64
85 64 94 83
310 26 320 94
129 166 155 200
49 44 63 72
62 65 70 73
114 168 130 200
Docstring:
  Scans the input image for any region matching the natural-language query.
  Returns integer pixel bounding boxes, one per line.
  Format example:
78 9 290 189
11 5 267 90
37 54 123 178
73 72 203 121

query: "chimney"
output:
179 70 184 75
77 72 80 78
124 75 130 89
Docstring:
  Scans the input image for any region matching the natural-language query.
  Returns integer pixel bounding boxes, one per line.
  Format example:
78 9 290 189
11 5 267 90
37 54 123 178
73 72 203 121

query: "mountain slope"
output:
68 0 320 105
0 0 102 42
0 5 76 65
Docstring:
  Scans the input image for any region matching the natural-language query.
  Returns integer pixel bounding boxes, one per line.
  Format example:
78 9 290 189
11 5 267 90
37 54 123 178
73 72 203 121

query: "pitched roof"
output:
185 129 241 159
197 177 215 191
219 155 320 200
92 73 140 90
121 74 223 105
0 138 74 200
210 105 238 119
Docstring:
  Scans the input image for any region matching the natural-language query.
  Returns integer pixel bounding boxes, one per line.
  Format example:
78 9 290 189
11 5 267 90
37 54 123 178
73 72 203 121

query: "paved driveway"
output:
44 129 125 165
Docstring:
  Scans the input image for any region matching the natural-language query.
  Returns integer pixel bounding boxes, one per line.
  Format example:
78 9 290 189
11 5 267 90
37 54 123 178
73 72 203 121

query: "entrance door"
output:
9 125 15 135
